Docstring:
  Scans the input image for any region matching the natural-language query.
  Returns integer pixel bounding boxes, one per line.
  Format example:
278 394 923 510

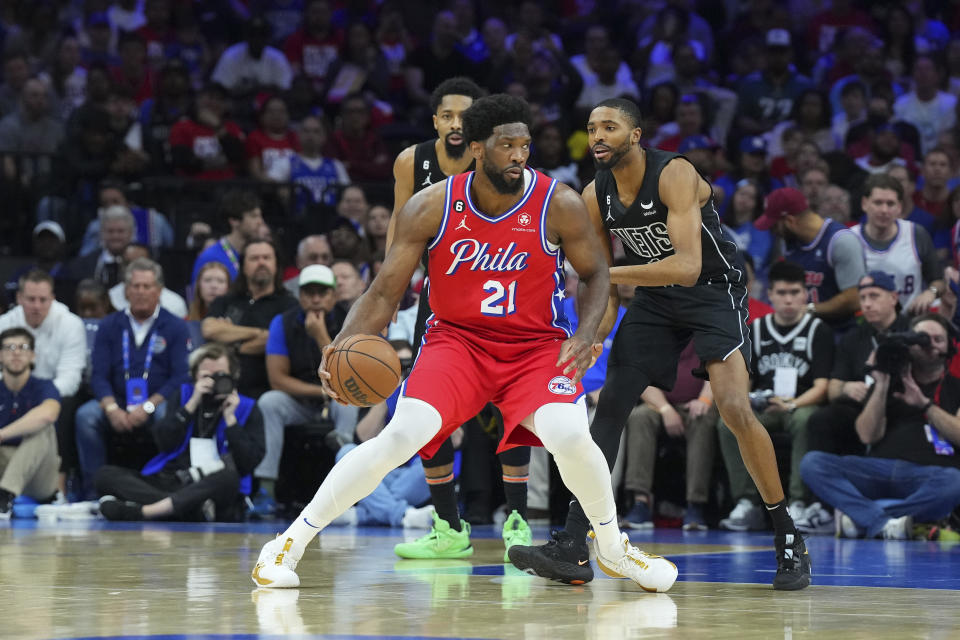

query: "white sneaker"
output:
591 531 678 593
881 515 913 540
401 505 436 529
787 501 806 522
795 502 835 535
834 509 864 538
719 498 765 531
252 535 303 588
330 507 358 526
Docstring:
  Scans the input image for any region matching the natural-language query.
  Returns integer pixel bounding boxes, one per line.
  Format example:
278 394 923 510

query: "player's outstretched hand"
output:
557 336 600 385
318 342 347 404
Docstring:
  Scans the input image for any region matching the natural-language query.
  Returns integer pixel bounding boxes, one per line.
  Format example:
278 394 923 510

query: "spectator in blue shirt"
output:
190 190 265 287
254 265 357 512
75 258 191 499
0 327 61 518
736 29 812 137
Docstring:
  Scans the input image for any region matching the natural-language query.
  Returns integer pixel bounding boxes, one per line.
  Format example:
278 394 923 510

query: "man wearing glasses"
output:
0 327 61 519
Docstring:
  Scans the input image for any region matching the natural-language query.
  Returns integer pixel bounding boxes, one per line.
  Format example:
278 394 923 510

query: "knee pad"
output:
375 397 443 462
532 401 592 455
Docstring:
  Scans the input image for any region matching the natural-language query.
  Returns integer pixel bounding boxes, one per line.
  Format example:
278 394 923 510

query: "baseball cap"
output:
858 270 897 292
755 187 809 231
33 221 66 243
299 264 336 288
740 136 768 155
766 28 791 48
678 135 714 153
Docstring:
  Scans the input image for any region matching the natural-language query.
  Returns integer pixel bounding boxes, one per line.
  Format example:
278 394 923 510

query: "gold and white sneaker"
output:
591 531 678 592
252 535 303 588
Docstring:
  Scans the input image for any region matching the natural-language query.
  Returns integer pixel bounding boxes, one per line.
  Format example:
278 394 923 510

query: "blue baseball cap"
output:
678 135 714 153
740 136 767 154
858 271 897 292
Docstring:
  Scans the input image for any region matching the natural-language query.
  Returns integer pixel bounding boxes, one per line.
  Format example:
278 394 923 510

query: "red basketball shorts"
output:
400 323 585 459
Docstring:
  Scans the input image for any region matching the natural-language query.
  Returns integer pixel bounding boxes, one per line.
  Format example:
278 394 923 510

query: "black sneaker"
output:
507 530 594 585
773 531 811 590
98 497 144 521
0 489 14 520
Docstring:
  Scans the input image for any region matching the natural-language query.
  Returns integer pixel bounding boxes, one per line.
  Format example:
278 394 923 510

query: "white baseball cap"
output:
299 264 336 288
33 221 66 243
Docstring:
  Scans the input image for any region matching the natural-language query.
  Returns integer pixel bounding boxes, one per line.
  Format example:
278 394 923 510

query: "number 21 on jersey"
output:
481 279 517 316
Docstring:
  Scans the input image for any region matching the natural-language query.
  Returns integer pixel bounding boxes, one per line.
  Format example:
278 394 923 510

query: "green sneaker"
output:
394 512 474 559
501 510 533 562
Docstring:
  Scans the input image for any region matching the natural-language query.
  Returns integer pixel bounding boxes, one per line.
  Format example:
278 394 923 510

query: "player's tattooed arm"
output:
581 180 620 344
386 144 417 251
610 158 703 287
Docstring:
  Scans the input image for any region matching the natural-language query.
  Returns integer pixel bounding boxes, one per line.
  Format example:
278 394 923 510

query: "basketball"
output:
327 334 402 407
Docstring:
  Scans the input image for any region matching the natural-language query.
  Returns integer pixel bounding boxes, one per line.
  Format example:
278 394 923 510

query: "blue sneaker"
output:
247 487 277 518
625 501 654 529
682 502 708 531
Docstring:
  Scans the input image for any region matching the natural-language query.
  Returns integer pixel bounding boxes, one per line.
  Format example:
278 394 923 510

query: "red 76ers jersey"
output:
425 168 572 343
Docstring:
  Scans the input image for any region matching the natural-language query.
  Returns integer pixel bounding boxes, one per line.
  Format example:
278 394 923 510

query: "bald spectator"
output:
284 235 333 296
0 78 64 183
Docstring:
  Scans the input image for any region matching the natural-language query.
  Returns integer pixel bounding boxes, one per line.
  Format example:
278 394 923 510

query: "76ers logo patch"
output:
517 212 531 226
547 376 577 395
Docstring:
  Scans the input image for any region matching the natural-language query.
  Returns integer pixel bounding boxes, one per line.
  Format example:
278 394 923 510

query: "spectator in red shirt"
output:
136 0 174 68
110 32 155 105
283 0 342 92
247 95 301 183
324 93 391 182
169 84 246 181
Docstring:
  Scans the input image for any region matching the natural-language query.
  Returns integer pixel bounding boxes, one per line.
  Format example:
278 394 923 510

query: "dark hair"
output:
910 312 952 338
18 269 54 293
840 81 866 99
767 261 806 287
0 327 34 352
596 97 644 129
462 94 532 145
863 173 904 204
791 89 832 130
429 77 483 113
233 240 284 294
220 190 261 225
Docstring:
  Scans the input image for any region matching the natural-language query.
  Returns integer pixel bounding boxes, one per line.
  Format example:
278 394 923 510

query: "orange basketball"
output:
327 334 402 407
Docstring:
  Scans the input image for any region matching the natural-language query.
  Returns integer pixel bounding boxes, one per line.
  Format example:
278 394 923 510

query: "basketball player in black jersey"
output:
509 98 811 590
386 77 534 560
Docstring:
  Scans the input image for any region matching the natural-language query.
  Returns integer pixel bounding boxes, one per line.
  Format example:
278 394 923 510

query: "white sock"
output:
531 402 624 560
282 398 442 555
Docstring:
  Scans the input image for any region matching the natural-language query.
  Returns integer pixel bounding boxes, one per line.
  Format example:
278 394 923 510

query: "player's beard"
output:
592 138 633 170
483 156 524 194
444 132 466 159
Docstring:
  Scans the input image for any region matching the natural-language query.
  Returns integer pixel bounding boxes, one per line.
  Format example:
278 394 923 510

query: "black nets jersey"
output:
594 147 740 286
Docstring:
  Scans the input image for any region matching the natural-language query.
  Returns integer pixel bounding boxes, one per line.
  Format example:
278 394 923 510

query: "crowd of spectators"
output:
0 0 959 539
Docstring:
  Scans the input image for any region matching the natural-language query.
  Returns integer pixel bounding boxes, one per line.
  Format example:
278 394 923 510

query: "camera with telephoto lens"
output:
873 331 931 392
209 371 235 396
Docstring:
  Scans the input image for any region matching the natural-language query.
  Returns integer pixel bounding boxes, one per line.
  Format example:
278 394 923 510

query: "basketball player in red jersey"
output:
252 94 678 592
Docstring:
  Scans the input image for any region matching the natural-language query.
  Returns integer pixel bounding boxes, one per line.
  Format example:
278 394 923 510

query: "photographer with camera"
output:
95 343 265 521
805 271 912 459
800 314 960 539
252 265 358 514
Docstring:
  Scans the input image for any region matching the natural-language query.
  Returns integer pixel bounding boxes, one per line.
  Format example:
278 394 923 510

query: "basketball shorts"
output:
610 278 751 391
401 323 585 459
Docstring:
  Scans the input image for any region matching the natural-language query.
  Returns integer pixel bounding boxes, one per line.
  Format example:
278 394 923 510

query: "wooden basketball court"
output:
3 519 960 639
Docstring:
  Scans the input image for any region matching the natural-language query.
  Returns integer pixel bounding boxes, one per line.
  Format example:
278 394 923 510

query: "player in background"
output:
251 94 677 593
389 77 534 560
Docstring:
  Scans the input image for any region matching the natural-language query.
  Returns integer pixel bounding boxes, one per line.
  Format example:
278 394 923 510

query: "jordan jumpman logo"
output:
455 215 471 231
422 172 432 187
